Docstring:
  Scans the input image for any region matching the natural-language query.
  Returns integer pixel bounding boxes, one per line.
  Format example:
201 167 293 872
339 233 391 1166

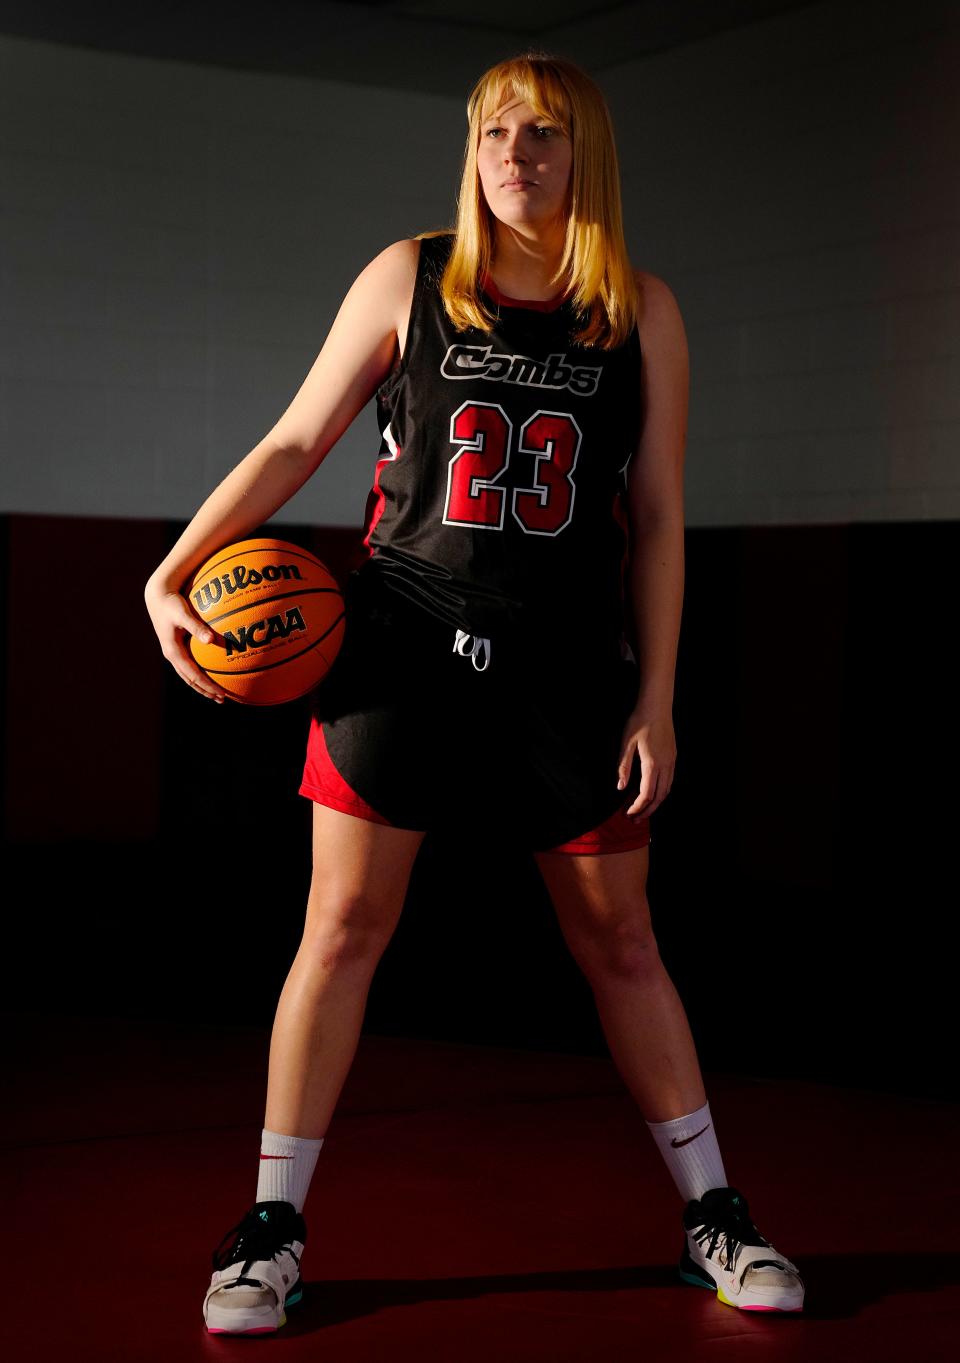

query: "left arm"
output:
616 269 689 818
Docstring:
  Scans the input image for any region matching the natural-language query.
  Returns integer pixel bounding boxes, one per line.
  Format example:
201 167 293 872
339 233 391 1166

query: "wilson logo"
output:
224 607 307 656
193 562 303 613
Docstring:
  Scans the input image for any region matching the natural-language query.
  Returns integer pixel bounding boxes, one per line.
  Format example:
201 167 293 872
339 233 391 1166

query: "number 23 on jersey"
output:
443 400 582 538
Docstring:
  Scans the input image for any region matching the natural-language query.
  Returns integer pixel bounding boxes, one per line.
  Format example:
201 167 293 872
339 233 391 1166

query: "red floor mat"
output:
8 1014 960 1362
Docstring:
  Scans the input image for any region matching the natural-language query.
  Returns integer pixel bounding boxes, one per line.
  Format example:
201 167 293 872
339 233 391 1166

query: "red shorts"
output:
300 711 651 857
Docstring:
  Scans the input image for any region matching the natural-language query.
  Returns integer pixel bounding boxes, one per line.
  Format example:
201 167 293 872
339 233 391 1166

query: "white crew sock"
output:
645 1100 729 1204
256 1128 325 1213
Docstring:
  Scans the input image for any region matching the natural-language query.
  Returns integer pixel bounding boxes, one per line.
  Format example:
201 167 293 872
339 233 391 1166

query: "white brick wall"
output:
605 0 960 525
0 35 463 525
1 1 958 527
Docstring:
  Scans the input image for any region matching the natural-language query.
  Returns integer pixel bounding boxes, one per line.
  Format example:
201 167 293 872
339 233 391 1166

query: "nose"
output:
500 130 528 166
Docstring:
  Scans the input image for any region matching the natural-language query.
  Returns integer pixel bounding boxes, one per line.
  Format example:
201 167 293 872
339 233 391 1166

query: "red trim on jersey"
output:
361 440 402 557
300 716 392 824
481 273 569 313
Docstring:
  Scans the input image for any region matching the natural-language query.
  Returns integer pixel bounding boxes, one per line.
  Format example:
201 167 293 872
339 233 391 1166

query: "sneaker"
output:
202 1200 307 1335
679 1186 804 1312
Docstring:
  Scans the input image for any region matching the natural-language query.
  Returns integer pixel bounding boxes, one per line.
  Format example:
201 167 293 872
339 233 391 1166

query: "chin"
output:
494 204 553 226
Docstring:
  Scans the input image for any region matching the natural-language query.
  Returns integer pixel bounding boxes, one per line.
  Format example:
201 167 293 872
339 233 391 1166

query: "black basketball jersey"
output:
356 232 643 644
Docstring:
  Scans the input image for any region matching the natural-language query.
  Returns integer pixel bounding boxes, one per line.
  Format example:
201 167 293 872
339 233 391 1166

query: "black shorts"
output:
300 571 651 853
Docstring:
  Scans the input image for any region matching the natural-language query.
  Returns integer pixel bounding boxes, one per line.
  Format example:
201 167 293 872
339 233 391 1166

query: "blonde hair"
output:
422 52 638 350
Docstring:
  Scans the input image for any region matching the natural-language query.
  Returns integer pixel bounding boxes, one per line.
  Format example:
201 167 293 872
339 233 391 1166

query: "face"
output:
476 96 572 232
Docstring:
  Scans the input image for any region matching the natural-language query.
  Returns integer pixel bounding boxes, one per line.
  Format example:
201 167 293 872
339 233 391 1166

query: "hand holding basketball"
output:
183 538 345 705
144 577 230 703
147 538 345 706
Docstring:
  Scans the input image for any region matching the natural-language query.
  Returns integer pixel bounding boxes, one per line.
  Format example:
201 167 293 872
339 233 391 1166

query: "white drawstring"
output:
452 628 491 672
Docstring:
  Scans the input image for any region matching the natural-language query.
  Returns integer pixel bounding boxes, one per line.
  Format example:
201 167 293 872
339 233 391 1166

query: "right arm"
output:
145 236 420 700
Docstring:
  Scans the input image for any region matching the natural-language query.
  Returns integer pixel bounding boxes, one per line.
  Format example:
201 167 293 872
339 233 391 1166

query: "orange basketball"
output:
186 538 345 705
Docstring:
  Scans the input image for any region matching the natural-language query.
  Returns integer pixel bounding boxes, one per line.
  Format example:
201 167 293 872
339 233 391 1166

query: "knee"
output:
300 884 401 970
574 909 663 982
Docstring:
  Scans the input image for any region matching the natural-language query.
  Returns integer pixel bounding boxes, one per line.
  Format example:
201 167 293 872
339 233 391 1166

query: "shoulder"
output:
357 237 421 292
354 233 456 300
341 239 422 343
632 267 688 358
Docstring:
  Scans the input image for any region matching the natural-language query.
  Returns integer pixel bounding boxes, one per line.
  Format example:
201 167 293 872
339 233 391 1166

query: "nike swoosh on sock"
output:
671 1124 710 1148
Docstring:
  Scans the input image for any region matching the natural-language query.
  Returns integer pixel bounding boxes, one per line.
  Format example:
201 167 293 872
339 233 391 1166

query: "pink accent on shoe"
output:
207 1325 278 1334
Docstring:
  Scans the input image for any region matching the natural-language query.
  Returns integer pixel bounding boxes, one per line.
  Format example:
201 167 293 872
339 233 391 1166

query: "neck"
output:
488 223 568 301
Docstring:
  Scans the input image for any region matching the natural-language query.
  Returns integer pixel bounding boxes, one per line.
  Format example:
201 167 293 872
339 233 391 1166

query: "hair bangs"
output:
475 59 572 137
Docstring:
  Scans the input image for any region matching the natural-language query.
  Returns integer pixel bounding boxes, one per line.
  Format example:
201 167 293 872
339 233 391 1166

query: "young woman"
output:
145 52 804 1333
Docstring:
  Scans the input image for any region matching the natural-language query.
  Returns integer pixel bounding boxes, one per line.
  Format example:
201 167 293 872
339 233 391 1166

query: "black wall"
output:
2 514 953 1101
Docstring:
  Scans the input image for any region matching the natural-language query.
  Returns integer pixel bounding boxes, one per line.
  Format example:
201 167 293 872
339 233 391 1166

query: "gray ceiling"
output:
0 1 818 96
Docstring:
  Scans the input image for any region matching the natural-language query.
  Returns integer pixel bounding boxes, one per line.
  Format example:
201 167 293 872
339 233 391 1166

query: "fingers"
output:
617 740 675 818
179 667 229 703
626 769 660 818
155 592 230 703
164 643 229 703
616 736 635 791
172 594 213 646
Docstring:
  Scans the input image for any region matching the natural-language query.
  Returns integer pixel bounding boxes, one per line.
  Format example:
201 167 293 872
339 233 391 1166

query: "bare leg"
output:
535 844 707 1122
264 804 426 1137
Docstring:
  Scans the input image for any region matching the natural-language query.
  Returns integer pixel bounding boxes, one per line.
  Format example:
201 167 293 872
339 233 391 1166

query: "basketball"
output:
186 538 345 705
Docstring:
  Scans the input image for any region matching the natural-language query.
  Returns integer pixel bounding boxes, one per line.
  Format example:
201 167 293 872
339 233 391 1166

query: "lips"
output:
502 179 535 189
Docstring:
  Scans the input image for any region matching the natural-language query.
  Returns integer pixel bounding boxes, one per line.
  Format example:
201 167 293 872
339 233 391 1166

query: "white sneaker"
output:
679 1186 804 1312
203 1200 306 1335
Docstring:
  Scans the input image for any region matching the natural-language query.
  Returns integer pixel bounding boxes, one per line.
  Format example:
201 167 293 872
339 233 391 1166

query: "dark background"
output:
2 512 952 1102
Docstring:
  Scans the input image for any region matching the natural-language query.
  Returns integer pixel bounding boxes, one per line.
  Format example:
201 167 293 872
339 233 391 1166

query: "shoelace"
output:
212 1209 302 1278
452 627 492 672
691 1192 785 1280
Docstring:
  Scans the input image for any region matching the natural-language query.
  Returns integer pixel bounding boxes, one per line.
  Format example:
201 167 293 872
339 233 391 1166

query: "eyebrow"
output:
481 113 551 125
